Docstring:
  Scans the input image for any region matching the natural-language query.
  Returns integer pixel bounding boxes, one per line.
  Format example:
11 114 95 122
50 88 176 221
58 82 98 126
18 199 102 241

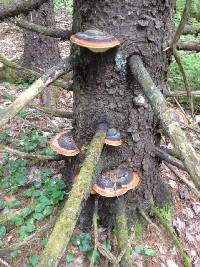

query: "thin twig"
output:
89 198 99 267
97 242 118 265
164 162 200 199
137 207 160 232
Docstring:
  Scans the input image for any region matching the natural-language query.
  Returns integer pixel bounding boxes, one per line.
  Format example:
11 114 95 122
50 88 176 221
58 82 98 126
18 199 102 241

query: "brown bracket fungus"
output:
49 131 80 156
92 168 140 197
70 29 120 53
105 128 122 146
168 107 188 127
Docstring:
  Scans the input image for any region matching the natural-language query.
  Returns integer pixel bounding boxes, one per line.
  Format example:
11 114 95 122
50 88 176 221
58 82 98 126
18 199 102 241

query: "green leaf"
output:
0 199 5 209
10 251 18 259
66 251 74 263
33 213 45 221
40 237 48 248
34 181 42 189
43 206 53 217
19 227 28 239
12 216 24 227
35 203 46 213
102 239 111 251
71 235 81 246
0 177 10 189
143 248 156 257
23 188 35 197
86 250 100 263
0 225 6 236
29 254 39 266
8 200 21 209
133 245 143 254
22 206 32 218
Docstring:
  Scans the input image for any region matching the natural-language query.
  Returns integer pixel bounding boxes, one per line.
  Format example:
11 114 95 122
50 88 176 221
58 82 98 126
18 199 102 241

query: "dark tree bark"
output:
22 0 61 106
65 0 176 224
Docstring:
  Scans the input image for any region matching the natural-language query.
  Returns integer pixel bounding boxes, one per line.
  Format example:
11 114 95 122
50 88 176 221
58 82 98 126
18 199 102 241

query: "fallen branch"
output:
129 55 200 190
154 147 186 171
171 0 193 114
152 207 192 267
166 90 200 97
89 198 98 267
0 0 47 21
36 126 107 267
115 196 133 267
164 162 200 200
0 90 73 119
182 24 200 35
177 41 200 52
97 242 118 265
15 19 72 40
0 258 13 267
0 54 72 90
0 57 72 128
137 207 160 232
0 144 61 161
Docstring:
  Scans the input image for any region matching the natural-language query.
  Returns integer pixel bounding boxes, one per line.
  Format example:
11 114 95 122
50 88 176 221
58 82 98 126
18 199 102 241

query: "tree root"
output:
152 207 192 267
137 207 160 232
36 127 107 267
89 198 98 267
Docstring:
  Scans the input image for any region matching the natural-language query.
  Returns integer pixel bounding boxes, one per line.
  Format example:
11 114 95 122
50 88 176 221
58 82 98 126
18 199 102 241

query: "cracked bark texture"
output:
22 0 61 106
67 0 175 223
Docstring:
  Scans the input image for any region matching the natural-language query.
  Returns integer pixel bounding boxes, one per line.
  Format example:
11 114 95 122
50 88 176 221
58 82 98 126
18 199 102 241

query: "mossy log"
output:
36 128 106 267
115 197 133 267
177 41 200 52
152 207 192 267
0 0 47 20
0 54 71 90
0 57 72 128
16 19 72 40
129 55 200 190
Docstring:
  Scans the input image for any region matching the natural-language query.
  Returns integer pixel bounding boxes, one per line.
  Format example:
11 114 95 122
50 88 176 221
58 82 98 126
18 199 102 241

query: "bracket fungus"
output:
169 107 188 127
92 168 140 198
70 29 120 53
49 131 80 156
105 128 122 146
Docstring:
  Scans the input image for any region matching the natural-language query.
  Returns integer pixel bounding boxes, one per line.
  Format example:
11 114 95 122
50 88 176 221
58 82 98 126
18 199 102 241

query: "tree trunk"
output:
68 0 175 224
22 0 61 106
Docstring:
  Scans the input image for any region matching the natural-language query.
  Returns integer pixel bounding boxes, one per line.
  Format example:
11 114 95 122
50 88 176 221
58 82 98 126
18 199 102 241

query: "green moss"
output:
134 219 145 241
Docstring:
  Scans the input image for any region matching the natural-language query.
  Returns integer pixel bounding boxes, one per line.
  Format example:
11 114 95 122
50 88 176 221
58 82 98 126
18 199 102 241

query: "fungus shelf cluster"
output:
70 29 120 53
49 129 140 198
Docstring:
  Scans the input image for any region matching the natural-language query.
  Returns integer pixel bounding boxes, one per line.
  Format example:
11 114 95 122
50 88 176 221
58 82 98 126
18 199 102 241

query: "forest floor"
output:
0 6 200 267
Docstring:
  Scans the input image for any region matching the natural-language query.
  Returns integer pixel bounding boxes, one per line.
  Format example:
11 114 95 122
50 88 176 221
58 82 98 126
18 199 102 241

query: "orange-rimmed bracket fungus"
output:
49 131 80 156
70 29 120 53
105 128 122 146
92 168 140 198
168 107 189 128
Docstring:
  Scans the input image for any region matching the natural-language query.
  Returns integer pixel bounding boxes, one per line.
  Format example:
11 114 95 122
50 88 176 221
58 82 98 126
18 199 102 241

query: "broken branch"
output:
129 55 200 190
15 19 72 40
0 57 72 128
0 0 47 21
36 127 107 267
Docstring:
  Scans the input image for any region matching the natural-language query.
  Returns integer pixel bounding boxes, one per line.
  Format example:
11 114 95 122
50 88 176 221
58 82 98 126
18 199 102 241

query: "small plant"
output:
132 245 157 257
66 251 74 263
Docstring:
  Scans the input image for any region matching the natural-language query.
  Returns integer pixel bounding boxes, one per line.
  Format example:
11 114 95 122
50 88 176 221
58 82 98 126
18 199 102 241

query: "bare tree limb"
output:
15 19 72 40
37 126 107 267
166 90 200 97
0 56 72 128
0 0 47 21
177 41 200 52
129 55 200 190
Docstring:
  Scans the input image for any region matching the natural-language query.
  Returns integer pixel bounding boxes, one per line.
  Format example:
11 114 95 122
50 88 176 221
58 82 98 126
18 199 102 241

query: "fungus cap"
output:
105 128 122 146
70 30 120 53
49 131 80 156
92 168 140 197
169 107 188 127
